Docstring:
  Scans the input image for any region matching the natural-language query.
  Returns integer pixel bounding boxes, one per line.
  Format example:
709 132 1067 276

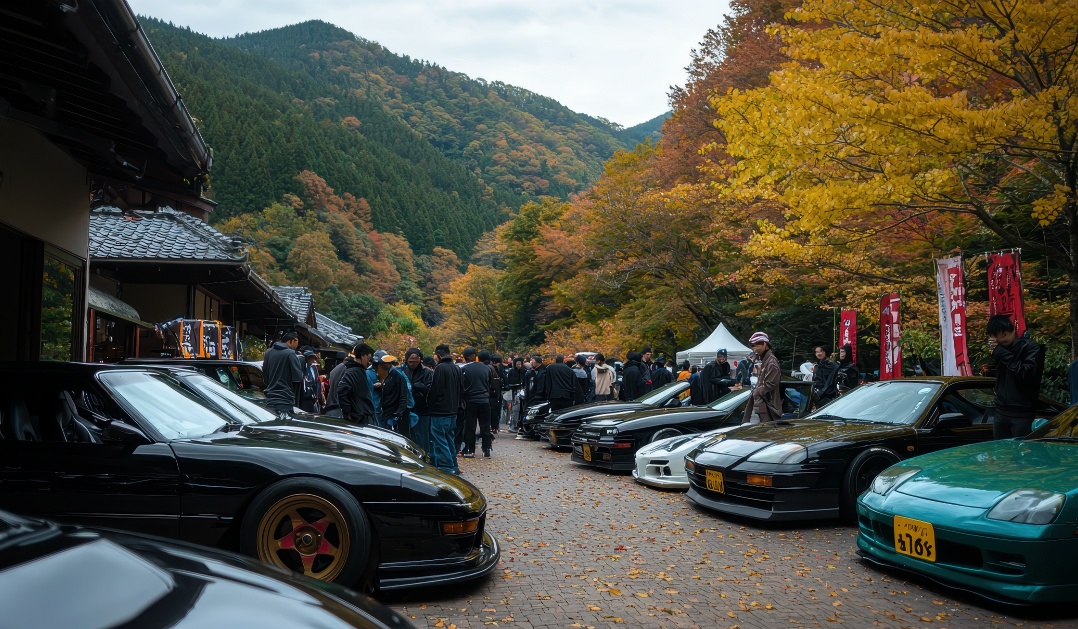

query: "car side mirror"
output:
665 397 681 408
103 421 151 446
936 413 972 432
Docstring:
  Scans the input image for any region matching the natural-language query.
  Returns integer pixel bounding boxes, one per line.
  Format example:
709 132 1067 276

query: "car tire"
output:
841 448 900 521
241 477 371 585
650 427 682 443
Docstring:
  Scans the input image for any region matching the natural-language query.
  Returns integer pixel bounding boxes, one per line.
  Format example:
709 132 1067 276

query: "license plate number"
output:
705 469 725 493
583 444 592 461
893 516 936 562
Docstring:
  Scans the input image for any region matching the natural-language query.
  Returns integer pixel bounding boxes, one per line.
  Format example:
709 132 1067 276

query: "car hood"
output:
283 414 425 459
188 422 425 471
0 511 409 629
589 407 731 430
895 440 1078 508
696 419 911 451
552 402 650 422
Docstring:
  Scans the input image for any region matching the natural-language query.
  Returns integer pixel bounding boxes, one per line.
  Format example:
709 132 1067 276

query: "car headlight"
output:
684 458 695 472
746 443 807 464
601 427 618 436
869 466 919 496
526 408 538 418
987 489 1065 524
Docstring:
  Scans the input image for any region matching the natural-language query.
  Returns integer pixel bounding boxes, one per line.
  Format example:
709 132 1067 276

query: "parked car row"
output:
520 376 1077 604
0 360 504 628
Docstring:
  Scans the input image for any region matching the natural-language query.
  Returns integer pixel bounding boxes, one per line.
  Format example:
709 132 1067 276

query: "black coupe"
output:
533 380 692 446
0 510 413 628
684 378 1065 522
0 362 499 591
570 381 814 471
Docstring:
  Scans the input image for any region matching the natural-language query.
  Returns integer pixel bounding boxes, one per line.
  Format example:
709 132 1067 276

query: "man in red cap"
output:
744 332 782 424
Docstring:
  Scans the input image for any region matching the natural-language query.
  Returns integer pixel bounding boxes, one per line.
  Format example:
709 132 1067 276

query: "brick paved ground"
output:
382 438 1078 629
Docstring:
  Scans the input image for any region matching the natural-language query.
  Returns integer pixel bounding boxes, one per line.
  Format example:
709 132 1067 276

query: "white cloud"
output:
129 0 730 126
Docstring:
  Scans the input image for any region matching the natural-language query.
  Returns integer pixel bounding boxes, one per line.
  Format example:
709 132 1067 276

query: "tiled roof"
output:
89 206 247 262
314 312 361 347
271 286 314 322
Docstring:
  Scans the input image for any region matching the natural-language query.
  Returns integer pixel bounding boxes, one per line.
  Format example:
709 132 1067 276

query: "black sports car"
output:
166 368 428 463
0 362 499 591
570 381 814 471
533 380 692 445
684 378 1065 522
0 510 413 629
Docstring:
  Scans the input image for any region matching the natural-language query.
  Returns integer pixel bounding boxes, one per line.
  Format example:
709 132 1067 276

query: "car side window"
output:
237 365 265 392
935 385 995 424
0 375 109 444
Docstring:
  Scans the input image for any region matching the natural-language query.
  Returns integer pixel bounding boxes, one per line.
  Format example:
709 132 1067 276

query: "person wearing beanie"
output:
836 343 860 394
744 332 782 424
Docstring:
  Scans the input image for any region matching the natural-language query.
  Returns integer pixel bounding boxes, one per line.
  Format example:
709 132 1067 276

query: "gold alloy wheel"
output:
255 493 351 582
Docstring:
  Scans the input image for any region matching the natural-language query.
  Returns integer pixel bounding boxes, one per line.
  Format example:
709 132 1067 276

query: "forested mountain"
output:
218 20 645 200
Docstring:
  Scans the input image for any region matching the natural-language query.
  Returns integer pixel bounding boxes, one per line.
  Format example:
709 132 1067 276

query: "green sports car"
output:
857 404 1078 604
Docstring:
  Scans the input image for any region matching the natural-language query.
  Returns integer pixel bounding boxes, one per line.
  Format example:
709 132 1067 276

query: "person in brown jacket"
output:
743 331 782 424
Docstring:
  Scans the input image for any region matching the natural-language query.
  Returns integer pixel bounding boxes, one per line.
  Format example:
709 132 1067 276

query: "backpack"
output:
488 363 502 397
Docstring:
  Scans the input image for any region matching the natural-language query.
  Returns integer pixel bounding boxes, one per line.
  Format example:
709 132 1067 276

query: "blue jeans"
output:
429 414 459 475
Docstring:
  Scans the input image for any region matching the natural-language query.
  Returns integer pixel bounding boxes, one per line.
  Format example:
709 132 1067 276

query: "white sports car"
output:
632 425 741 489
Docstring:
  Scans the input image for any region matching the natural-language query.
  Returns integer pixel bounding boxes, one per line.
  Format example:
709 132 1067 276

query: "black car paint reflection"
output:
0 510 413 629
533 381 693 446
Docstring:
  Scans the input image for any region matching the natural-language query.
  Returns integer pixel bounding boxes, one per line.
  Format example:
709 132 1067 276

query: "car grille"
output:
858 514 1022 575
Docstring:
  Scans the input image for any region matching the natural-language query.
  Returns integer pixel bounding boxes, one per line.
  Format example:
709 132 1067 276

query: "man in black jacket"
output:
652 357 674 388
619 352 648 401
404 348 433 451
547 354 577 411
518 354 549 439
460 347 494 457
263 331 303 415
337 343 375 425
988 315 1044 439
323 351 349 416
699 349 735 403
428 344 464 474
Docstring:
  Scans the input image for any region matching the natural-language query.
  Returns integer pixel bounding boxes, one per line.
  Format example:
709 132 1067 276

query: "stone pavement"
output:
382 438 1078 629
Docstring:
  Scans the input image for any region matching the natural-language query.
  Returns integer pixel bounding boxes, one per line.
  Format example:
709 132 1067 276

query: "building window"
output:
40 252 81 361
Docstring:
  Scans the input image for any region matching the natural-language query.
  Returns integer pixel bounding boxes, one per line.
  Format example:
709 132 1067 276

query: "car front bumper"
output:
684 464 839 521
633 455 689 489
856 498 1078 604
377 531 501 591
541 424 577 448
570 439 636 471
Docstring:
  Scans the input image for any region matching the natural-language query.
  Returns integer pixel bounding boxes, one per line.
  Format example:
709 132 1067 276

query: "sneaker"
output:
463 452 475 458
483 448 491 458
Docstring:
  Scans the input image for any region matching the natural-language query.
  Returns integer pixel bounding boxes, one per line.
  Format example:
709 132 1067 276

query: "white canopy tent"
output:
676 323 753 367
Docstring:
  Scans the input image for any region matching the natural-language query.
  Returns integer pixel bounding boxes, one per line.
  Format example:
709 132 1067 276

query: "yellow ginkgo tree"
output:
713 0 1078 351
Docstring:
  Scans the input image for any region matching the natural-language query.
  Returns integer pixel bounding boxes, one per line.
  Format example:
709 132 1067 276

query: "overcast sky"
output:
128 0 731 127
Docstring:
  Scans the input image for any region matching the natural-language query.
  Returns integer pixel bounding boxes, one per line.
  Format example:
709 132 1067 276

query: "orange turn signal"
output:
746 474 773 487
442 519 480 535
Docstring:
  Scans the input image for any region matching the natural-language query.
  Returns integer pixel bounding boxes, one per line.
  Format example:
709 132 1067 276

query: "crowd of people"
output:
257 316 1048 476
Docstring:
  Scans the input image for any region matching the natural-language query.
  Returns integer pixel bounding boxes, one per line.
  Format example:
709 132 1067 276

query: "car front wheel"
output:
241 477 371 585
841 449 898 520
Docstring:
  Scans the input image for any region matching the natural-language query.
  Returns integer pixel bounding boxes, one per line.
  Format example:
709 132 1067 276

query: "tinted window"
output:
99 371 227 439
808 381 940 425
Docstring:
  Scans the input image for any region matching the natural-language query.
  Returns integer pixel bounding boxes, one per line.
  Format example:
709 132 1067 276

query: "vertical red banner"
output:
839 310 857 362
879 293 902 380
986 251 1027 338
936 256 972 376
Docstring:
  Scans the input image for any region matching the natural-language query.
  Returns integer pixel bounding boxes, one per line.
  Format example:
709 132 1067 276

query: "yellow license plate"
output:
583 444 592 462
893 516 936 562
705 469 725 493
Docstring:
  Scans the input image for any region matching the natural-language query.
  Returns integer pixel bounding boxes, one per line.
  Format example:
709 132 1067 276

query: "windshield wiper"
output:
811 414 848 422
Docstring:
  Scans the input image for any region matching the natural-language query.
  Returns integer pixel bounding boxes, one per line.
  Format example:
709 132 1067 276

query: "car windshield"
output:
637 381 688 405
177 373 278 425
99 371 229 439
806 381 940 425
708 389 751 411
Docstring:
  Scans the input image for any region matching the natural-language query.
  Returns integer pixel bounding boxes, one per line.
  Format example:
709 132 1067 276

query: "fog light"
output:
746 474 773 487
442 519 479 535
